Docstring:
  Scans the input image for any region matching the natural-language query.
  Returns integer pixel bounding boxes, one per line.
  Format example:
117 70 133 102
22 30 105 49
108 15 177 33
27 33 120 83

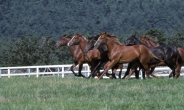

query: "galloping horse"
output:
84 35 123 79
94 32 162 80
67 34 120 78
55 35 86 77
124 34 182 78
140 36 184 78
67 34 103 78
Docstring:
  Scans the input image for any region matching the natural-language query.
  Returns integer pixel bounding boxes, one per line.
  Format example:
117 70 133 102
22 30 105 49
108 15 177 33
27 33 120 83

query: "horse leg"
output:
78 63 86 78
142 69 146 79
118 64 123 79
87 61 102 79
135 68 139 79
175 65 181 78
98 60 118 80
125 69 135 80
70 63 78 76
122 63 132 79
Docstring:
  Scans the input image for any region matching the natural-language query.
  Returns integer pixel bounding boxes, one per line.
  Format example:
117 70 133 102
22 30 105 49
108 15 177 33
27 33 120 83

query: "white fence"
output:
0 64 184 78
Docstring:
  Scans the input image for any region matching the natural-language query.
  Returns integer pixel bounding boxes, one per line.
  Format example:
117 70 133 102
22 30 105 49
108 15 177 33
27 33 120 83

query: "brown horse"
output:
140 36 159 47
140 36 184 78
55 35 86 77
94 32 162 80
84 35 123 79
67 33 102 78
67 33 122 78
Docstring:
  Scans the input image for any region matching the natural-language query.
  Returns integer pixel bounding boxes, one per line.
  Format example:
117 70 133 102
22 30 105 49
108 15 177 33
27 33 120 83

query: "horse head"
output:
67 33 83 47
94 32 108 49
55 35 71 48
84 35 99 53
140 35 159 47
124 34 142 46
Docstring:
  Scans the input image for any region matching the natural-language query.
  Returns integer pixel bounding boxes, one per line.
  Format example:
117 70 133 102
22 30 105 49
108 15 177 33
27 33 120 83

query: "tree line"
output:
0 29 183 67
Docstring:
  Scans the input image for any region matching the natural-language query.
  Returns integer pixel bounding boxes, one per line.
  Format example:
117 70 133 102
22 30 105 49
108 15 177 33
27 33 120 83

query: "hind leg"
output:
142 64 159 78
122 63 132 79
175 65 181 78
125 69 135 80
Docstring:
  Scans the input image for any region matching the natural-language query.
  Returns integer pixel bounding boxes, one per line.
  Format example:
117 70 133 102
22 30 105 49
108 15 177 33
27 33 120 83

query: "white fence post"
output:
57 67 60 77
62 66 64 78
36 67 39 78
0 69 1 78
8 69 10 78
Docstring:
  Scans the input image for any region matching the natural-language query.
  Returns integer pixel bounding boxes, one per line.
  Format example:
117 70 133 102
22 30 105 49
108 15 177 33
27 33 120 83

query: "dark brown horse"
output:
94 32 162 80
84 35 123 79
140 36 183 78
55 35 86 77
124 34 182 78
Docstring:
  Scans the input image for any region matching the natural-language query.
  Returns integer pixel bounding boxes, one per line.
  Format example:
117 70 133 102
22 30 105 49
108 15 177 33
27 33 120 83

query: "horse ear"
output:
134 32 137 36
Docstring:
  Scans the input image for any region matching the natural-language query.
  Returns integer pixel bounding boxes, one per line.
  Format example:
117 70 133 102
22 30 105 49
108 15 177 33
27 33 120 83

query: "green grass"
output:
0 77 184 110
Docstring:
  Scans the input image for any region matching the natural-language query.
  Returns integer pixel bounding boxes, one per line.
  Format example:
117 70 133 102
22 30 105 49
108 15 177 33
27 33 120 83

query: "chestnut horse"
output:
67 34 121 78
140 36 184 78
124 35 182 78
94 32 162 80
140 36 159 47
55 35 86 77
84 35 123 79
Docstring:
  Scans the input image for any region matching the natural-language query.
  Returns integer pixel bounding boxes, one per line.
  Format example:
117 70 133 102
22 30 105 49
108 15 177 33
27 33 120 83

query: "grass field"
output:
0 77 184 110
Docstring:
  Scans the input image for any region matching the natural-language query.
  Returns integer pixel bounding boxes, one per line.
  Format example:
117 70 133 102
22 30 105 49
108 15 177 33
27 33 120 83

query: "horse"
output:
140 35 184 78
94 32 162 80
55 35 86 78
67 33 120 79
140 35 159 47
84 35 123 79
124 34 182 78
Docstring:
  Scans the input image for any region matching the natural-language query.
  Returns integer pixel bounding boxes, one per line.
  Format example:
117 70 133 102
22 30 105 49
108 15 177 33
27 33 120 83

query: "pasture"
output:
0 77 184 110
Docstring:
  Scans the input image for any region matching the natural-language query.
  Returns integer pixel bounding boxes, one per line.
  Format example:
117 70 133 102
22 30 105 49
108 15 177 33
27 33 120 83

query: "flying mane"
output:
106 33 122 45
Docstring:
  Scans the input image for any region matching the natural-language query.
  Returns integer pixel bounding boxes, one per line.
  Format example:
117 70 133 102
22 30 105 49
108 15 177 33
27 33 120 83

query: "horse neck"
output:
69 45 82 56
143 40 155 47
105 38 121 53
148 40 158 47
79 37 88 51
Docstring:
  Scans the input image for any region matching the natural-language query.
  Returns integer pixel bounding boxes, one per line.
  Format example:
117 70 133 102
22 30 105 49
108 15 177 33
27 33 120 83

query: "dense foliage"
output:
0 0 184 66
1 0 184 38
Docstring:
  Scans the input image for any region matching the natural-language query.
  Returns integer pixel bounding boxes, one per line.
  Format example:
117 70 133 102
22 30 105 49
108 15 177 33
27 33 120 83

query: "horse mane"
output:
89 35 100 40
141 35 159 46
75 33 88 41
62 34 71 38
105 33 122 45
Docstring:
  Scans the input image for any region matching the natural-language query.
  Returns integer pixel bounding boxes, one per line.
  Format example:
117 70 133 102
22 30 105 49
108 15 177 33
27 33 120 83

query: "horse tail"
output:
176 48 182 64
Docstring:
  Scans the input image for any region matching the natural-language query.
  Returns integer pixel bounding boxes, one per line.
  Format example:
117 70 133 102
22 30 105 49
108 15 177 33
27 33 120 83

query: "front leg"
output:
98 60 119 80
70 63 78 76
78 63 86 78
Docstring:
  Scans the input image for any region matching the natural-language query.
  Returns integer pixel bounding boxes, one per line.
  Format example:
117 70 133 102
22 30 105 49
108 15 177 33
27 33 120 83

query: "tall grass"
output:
0 77 184 110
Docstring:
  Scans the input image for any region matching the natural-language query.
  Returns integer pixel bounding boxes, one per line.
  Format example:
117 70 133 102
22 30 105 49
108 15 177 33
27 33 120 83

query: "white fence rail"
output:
0 64 184 78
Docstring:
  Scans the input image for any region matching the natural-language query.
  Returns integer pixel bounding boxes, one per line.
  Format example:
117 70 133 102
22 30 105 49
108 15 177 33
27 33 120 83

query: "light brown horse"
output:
67 33 123 78
140 36 184 78
55 35 86 77
94 32 162 80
